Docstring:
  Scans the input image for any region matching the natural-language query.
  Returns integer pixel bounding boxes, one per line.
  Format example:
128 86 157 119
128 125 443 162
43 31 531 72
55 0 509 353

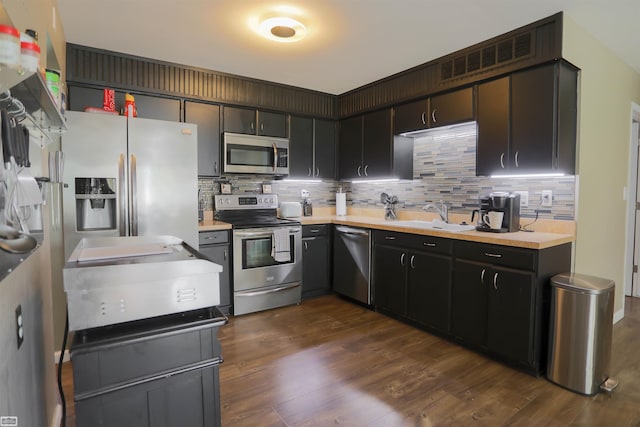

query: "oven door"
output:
233 226 302 291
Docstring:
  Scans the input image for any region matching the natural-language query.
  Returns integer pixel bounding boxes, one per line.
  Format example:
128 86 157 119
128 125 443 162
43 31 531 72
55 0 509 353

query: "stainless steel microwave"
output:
223 132 289 175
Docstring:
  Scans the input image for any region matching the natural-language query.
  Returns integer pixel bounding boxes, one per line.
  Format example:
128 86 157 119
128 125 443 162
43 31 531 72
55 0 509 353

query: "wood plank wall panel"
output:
66 43 337 118
66 13 561 120
338 13 563 118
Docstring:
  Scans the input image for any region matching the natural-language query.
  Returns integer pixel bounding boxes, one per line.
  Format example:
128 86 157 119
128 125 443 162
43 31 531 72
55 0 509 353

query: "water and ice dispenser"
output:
75 178 116 231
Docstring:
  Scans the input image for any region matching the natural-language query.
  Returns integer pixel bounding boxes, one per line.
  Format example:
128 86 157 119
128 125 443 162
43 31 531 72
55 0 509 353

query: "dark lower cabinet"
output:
373 231 452 333
373 245 407 315
372 230 571 376
487 266 535 364
198 231 232 315
451 259 489 346
407 252 452 333
302 225 331 299
452 240 571 375
71 307 226 427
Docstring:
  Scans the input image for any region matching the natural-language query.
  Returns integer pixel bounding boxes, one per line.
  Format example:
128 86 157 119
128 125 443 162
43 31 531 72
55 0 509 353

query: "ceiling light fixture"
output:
259 16 307 43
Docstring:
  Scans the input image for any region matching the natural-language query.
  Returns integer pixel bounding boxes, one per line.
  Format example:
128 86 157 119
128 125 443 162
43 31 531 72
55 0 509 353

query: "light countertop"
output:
199 209 575 250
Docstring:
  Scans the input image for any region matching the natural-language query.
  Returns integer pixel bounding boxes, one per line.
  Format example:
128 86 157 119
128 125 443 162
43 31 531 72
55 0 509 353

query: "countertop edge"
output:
198 216 574 250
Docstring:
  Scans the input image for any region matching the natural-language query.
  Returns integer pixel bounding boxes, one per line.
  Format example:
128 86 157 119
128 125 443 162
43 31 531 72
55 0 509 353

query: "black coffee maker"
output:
473 192 521 233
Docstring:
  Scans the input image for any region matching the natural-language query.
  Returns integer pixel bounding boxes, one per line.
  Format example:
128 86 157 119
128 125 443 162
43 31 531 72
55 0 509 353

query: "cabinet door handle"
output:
385 236 396 240
484 252 502 258
514 151 519 168
357 165 362 176
251 121 255 131
364 165 369 176
423 242 436 247
304 241 308 250
500 153 505 169
493 272 499 290
224 249 227 260
310 229 321 233
421 112 426 125
480 268 486 285
308 167 312 177
260 122 264 131
410 255 415 269
400 253 406 266
214 161 218 174
432 109 437 123
316 167 320 176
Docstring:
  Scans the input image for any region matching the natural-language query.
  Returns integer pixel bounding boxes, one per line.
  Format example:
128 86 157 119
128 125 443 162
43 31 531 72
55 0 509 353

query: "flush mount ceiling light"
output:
259 16 307 42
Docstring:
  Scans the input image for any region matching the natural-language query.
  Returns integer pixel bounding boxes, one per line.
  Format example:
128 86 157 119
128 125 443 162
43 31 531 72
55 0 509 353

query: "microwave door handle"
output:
273 143 278 172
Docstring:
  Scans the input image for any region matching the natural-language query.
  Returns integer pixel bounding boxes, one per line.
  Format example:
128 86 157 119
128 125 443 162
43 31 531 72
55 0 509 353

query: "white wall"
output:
562 16 640 316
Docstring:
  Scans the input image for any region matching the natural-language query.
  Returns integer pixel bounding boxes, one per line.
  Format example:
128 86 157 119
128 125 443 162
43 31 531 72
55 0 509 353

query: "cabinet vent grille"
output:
453 56 467 77
440 30 533 83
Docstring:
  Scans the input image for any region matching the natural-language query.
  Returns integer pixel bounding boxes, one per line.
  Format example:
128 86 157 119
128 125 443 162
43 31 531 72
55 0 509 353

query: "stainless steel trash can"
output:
546 273 615 395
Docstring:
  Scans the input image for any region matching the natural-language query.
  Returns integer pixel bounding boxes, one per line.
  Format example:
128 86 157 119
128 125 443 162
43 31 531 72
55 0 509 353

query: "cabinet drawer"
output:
374 230 452 255
454 241 536 270
199 230 229 245
303 224 328 237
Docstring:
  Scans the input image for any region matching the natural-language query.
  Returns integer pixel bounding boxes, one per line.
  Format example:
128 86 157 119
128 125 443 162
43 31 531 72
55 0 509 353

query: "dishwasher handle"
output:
335 226 369 237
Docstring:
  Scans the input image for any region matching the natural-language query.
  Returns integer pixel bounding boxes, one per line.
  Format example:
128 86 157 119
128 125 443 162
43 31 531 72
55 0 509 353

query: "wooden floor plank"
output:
62 295 640 426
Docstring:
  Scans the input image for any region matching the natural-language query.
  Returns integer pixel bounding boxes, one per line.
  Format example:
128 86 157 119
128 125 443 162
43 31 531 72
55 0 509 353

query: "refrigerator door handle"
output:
118 153 128 236
130 153 138 236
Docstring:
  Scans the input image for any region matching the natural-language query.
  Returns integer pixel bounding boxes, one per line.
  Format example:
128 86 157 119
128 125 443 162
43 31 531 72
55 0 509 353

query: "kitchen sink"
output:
392 219 476 233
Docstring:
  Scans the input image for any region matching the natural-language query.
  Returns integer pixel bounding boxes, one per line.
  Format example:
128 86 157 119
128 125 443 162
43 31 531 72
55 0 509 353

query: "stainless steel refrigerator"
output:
62 111 198 259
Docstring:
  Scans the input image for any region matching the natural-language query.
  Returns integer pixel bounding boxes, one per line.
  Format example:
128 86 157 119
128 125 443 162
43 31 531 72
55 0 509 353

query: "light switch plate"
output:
514 191 529 207
541 190 552 207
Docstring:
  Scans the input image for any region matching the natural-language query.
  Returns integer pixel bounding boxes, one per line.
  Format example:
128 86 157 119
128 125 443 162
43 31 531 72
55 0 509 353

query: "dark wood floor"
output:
63 295 640 426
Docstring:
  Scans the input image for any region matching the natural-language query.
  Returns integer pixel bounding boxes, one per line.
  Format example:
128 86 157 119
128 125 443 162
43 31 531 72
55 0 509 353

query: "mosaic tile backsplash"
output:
199 123 575 220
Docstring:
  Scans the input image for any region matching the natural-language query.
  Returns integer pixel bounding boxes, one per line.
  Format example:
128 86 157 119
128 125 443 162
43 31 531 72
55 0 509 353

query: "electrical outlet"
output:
514 191 529 207
301 189 310 198
541 190 553 207
15 305 23 349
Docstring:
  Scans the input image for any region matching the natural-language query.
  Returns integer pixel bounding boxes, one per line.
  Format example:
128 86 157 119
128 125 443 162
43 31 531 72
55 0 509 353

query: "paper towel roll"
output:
336 192 347 216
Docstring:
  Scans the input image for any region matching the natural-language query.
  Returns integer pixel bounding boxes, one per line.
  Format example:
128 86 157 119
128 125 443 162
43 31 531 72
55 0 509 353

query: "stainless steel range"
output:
214 194 302 315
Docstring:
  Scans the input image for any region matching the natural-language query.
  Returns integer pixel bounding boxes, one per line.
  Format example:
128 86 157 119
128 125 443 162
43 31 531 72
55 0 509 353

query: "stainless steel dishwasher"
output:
332 225 371 305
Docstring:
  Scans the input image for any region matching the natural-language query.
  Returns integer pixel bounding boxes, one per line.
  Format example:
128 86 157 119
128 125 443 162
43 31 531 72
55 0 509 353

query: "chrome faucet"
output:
423 200 449 222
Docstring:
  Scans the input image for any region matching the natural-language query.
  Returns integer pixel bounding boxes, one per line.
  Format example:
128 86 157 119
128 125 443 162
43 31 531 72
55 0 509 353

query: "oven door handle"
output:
234 229 301 238
236 283 300 297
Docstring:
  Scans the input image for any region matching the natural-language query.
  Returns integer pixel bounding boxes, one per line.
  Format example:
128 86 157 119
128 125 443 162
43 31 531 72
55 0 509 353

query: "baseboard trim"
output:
51 403 62 427
54 349 70 364
613 308 624 324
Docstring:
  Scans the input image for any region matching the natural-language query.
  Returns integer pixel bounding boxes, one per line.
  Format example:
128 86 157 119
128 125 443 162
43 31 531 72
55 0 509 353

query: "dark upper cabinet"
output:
476 61 578 176
339 109 413 180
314 119 336 179
429 87 475 127
363 109 393 178
338 115 363 180
289 116 336 179
476 77 510 176
393 87 474 134
222 106 287 137
289 116 314 178
394 99 429 134
184 101 221 176
68 86 181 122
